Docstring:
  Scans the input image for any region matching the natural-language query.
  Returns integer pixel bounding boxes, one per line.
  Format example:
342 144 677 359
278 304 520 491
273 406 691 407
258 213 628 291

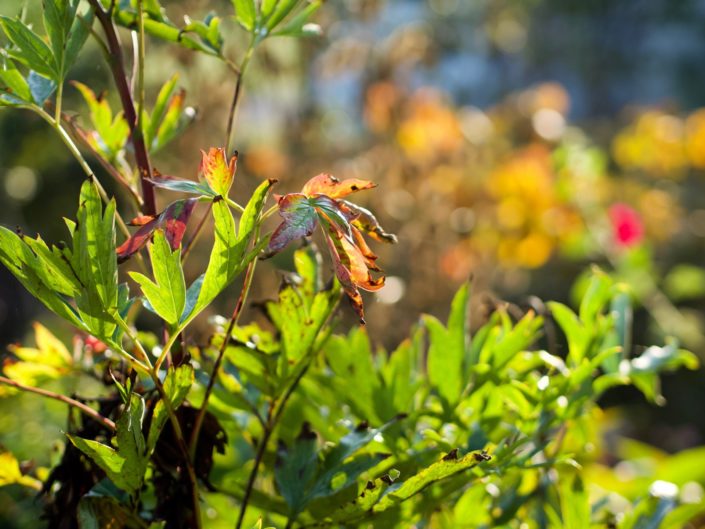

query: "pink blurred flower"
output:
609 203 644 247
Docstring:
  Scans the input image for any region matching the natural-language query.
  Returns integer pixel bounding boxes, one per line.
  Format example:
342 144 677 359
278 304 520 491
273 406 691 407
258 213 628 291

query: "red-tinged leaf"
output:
117 217 160 263
162 198 197 249
265 193 319 256
322 226 366 323
116 199 197 263
129 215 156 226
302 173 376 199
200 147 236 196
341 200 398 243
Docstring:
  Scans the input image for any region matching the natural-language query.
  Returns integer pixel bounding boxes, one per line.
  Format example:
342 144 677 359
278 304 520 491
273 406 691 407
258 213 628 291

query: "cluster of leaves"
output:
1 249 700 528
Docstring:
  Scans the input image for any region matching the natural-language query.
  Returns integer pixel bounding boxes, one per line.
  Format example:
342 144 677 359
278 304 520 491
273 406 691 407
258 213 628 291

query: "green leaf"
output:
69 180 118 339
275 425 319 513
0 227 85 330
63 10 93 75
271 1 322 37
192 199 239 310
129 230 186 326
0 59 32 103
579 268 613 324
183 180 273 324
147 365 193 452
425 282 470 407
233 0 257 31
603 287 632 373
237 178 276 246
0 16 57 79
151 88 189 152
261 0 278 19
42 0 73 65
112 10 217 55
265 0 300 31
68 394 148 496
146 74 178 149
549 302 589 365
372 451 490 512
559 475 590 529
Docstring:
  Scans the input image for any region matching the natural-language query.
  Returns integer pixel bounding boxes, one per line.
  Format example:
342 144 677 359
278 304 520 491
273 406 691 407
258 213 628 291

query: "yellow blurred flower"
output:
396 90 464 162
612 110 688 177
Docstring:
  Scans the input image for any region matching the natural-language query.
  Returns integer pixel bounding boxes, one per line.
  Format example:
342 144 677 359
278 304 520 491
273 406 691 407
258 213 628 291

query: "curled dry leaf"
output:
265 173 396 322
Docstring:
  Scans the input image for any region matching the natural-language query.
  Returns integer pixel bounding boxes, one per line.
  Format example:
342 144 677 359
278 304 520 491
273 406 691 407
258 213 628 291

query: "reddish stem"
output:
86 0 156 215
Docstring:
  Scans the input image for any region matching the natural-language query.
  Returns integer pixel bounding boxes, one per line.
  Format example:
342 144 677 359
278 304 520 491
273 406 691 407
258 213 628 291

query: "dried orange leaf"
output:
302 173 376 199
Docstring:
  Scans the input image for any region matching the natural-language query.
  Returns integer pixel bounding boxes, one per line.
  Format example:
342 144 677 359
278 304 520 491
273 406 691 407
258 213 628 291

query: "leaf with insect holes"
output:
200 147 237 197
265 173 395 322
117 199 196 263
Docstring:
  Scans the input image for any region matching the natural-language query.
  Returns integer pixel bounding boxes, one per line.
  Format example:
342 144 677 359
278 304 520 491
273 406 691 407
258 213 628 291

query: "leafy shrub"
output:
0 1 702 528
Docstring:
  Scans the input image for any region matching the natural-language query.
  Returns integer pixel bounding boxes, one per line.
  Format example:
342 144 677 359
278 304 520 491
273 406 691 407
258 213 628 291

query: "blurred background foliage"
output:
1 0 705 525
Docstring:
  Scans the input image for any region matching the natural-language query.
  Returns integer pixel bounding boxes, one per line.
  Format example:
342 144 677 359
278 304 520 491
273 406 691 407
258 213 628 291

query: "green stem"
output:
188 255 258 461
235 408 274 529
54 80 63 124
0 375 116 431
113 316 154 371
154 328 181 373
226 196 246 214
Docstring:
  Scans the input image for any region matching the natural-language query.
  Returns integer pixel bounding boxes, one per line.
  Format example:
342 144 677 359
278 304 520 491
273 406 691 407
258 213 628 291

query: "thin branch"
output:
189 256 258 460
225 39 256 152
0 375 116 431
181 202 212 263
235 406 274 529
86 0 156 215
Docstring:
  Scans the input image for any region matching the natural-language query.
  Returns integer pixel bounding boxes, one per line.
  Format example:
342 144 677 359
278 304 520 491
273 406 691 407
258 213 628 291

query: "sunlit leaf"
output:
0 451 41 490
302 173 376 199
0 16 57 79
129 230 186 326
200 147 236 197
